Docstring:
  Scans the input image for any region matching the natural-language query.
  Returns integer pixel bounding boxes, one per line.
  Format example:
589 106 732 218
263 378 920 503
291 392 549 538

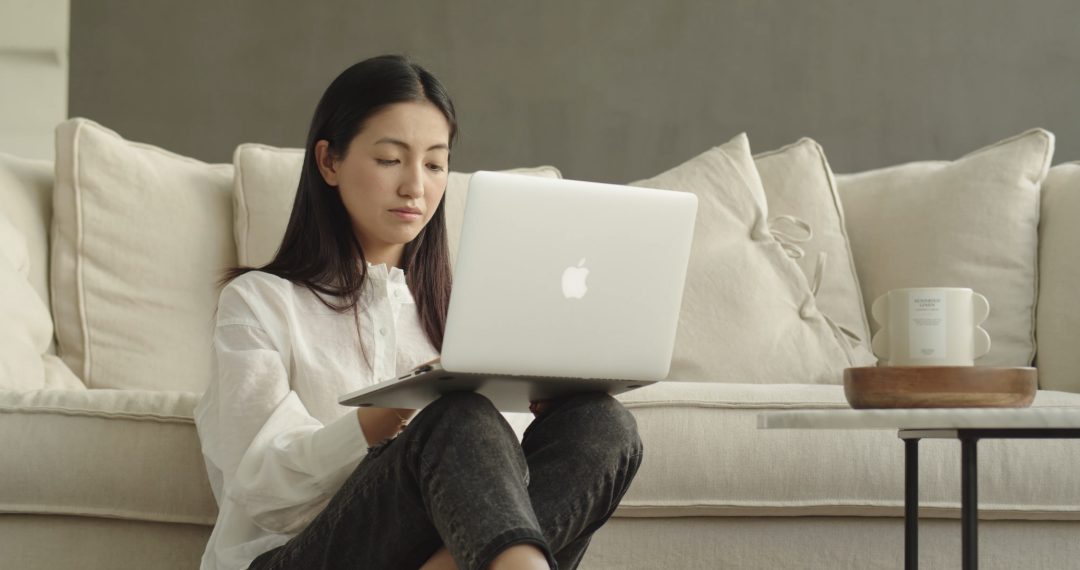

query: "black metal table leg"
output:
891 427 1080 568
961 437 979 570
905 437 919 570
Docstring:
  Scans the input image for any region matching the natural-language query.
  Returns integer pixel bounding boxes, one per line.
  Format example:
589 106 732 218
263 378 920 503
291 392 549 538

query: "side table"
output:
758 408 1080 570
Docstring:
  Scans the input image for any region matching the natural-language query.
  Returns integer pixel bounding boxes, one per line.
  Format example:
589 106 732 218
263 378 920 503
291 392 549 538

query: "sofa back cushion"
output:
0 210 83 391
755 139 876 366
0 212 51 391
1038 163 1080 392
837 129 1053 368
233 144 305 269
232 143 561 268
51 119 235 391
0 153 54 320
631 133 853 384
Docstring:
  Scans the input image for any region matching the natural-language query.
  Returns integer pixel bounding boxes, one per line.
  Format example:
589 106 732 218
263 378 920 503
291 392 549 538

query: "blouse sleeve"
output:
199 284 370 535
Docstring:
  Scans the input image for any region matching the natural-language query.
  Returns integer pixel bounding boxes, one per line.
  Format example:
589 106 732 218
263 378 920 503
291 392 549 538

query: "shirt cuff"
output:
310 408 369 482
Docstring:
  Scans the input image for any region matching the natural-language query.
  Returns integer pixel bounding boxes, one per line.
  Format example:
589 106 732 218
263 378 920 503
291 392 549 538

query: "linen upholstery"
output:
631 133 853 384
0 515 210 570
7 516 1078 570
51 118 235 391
232 144 304 268
230 143 560 268
38 353 85 390
0 152 53 314
6 382 1080 534
0 211 82 391
0 212 51 391
755 138 876 366
836 129 1054 368
616 382 1080 520
5 383 1079 544
0 389 216 525
1037 162 1080 392
585 517 1080 570
0 154 85 391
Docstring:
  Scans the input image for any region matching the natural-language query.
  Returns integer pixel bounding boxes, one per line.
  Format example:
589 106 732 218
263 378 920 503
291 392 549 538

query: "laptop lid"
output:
440 170 698 381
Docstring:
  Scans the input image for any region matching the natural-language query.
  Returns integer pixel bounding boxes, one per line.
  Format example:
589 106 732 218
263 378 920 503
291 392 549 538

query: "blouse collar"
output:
364 261 414 304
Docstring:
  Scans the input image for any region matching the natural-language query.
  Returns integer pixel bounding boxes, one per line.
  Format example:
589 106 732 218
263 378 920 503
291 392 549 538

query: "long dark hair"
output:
219 54 457 351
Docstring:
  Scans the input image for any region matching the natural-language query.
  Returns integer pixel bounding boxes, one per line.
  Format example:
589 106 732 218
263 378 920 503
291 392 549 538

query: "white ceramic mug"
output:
870 287 991 367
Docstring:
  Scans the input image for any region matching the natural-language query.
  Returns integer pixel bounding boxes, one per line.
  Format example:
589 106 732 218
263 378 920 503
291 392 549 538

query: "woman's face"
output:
315 100 451 267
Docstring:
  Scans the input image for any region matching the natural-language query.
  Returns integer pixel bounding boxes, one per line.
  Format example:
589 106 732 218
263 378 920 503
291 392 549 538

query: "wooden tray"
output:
844 366 1037 409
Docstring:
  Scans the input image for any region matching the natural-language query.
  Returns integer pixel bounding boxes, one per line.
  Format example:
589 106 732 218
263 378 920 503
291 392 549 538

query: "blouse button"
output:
379 327 387 336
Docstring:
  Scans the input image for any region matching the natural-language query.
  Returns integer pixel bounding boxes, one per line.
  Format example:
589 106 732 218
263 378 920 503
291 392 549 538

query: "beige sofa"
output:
2 119 1080 570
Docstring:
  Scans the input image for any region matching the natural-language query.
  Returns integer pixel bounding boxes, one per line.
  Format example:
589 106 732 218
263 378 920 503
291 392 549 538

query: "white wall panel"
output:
0 0 69 160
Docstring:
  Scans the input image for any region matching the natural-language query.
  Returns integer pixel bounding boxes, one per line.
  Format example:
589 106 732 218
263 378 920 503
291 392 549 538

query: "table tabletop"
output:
757 407 1080 431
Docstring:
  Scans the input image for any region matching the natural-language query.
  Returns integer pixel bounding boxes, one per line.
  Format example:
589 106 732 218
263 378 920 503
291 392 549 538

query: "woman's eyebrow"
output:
374 138 449 151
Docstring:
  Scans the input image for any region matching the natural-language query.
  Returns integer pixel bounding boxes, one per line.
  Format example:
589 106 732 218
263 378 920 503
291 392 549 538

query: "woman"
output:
194 54 643 570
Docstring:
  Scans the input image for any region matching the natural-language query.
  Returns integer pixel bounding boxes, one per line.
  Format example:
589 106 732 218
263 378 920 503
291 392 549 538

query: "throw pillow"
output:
0 212 50 391
231 143 560 268
755 139 876 366
0 211 83 390
836 129 1054 367
631 133 854 384
52 118 236 391
1037 162 1080 391
0 153 54 317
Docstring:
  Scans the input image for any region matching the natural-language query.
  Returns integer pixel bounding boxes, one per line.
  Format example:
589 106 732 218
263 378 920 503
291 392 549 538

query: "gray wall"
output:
70 1 1080 182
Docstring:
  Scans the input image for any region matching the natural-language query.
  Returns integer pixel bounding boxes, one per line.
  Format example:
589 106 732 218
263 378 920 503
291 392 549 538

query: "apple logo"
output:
561 258 589 299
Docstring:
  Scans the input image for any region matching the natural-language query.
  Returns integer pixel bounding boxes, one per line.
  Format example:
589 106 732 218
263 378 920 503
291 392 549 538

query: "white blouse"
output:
193 264 532 570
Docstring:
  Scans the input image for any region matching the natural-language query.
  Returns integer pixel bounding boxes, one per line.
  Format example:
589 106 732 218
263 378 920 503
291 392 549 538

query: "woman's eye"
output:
376 159 399 166
427 163 446 172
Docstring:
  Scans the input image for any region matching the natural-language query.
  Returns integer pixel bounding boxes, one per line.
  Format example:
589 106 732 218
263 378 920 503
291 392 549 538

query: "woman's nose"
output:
399 163 425 198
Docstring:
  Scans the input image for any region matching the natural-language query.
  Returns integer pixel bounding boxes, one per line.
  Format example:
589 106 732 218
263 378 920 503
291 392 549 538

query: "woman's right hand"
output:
355 407 414 444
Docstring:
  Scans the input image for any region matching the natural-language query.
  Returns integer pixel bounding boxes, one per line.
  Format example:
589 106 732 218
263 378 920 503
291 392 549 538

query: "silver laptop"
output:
339 170 698 412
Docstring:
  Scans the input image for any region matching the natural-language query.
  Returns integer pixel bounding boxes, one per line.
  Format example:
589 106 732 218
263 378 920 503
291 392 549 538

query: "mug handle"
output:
870 294 890 360
973 326 992 360
972 292 991 359
871 294 889 328
972 292 990 325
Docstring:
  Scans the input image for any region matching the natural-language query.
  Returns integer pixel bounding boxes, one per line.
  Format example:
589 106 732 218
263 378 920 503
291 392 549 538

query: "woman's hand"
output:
528 399 553 418
355 407 415 443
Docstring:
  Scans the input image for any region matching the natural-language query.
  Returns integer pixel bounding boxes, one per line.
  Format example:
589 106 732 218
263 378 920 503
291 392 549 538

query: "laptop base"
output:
339 364 656 413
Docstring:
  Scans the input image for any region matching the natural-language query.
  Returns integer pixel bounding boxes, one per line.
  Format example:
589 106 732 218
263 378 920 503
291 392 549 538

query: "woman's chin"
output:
381 229 421 246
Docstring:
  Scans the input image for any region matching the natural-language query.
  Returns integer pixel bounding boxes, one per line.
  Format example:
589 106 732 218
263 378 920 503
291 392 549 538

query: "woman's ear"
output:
314 140 339 187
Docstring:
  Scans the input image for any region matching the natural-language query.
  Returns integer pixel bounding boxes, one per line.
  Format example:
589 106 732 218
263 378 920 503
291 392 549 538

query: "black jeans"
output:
246 391 643 570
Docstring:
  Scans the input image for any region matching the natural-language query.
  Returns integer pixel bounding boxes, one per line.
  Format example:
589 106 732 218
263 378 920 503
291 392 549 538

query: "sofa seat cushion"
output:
0 389 216 526
8 384 1078 528
616 381 1080 520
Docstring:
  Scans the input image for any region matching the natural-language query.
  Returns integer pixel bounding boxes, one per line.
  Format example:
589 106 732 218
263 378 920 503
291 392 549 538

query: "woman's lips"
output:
390 209 422 221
